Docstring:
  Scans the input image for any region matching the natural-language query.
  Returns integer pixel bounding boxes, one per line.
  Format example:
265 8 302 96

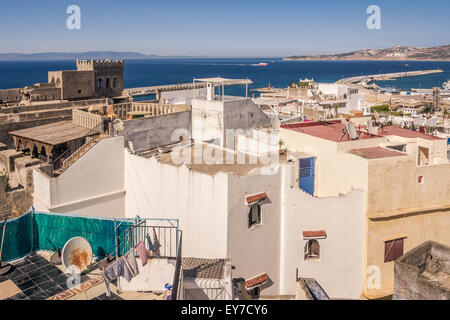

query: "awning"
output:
302 230 327 238
245 193 267 204
245 273 269 290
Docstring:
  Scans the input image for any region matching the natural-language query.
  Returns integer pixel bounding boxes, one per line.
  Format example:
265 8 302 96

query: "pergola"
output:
9 121 95 162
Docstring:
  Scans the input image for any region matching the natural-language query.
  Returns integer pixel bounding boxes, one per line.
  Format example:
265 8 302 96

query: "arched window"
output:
98 78 103 89
40 146 47 162
248 204 261 228
304 239 320 260
113 78 119 88
106 78 111 89
32 144 39 159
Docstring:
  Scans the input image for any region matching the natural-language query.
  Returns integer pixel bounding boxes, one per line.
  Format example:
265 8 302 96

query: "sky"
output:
0 0 449 57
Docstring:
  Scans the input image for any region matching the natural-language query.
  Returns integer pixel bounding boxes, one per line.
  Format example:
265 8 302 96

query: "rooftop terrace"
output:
0 209 182 300
281 120 380 142
348 147 407 160
281 121 444 143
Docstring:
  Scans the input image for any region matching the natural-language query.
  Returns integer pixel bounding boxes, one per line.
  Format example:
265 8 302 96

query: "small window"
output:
384 238 404 263
98 78 103 88
248 204 261 228
106 78 111 89
304 239 320 260
113 78 119 88
418 146 429 166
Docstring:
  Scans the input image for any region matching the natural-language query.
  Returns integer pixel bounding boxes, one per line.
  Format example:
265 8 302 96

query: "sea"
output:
0 58 449 99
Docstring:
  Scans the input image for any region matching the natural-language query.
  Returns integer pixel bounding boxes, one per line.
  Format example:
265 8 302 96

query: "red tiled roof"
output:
303 230 327 238
246 193 267 204
245 273 269 289
282 122 444 143
348 147 407 159
379 126 443 141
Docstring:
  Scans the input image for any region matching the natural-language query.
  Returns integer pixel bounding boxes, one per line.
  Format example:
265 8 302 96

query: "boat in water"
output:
257 62 269 66
443 80 450 92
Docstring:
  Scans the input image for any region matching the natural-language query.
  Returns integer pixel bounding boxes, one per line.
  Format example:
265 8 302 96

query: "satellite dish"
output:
347 122 358 140
113 118 124 131
367 120 376 135
374 111 380 122
341 118 348 126
271 117 281 130
62 237 93 272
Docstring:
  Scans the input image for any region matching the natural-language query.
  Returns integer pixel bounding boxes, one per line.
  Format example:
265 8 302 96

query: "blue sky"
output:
0 0 449 57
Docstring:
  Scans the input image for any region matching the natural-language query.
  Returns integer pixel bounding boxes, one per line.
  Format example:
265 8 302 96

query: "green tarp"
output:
0 209 134 262
0 211 33 262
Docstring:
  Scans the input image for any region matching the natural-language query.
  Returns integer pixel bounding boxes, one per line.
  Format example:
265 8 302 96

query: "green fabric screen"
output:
1 209 134 262
0 211 33 262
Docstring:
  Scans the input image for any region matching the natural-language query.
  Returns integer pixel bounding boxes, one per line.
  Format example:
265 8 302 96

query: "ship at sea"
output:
443 80 450 92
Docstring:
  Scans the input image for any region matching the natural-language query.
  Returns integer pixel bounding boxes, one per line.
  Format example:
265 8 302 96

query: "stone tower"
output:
76 59 124 98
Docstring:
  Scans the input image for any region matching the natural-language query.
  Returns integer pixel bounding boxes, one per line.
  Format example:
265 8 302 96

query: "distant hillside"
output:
0 51 204 61
285 45 450 61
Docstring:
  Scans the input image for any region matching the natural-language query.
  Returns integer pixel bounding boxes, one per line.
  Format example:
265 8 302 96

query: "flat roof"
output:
194 77 253 85
252 98 297 106
281 121 380 143
379 126 444 141
140 142 284 176
9 121 94 146
348 147 407 159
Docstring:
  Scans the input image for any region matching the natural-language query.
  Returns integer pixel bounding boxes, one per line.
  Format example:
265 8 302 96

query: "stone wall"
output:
0 88 21 104
49 70 95 100
394 241 450 300
119 110 192 151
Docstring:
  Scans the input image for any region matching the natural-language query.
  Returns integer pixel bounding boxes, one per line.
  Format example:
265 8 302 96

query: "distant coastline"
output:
0 51 206 61
284 45 450 62
283 57 450 62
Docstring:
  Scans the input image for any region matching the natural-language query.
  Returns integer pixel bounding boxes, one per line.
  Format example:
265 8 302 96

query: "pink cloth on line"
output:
135 241 148 266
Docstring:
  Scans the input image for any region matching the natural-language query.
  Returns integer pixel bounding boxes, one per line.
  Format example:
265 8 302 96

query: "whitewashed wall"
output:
226 170 282 296
124 150 229 259
33 136 125 218
281 161 366 299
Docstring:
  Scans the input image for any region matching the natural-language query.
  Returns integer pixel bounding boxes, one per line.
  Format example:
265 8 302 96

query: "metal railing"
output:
39 122 110 177
116 218 183 300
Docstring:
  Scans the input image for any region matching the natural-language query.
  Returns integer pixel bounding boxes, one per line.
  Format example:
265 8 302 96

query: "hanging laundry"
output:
153 227 161 257
146 234 155 253
135 240 148 266
102 250 139 297
123 250 139 279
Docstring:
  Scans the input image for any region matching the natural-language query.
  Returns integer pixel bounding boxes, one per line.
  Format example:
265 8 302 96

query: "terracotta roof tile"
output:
246 193 267 204
245 273 269 289
182 258 227 280
303 230 327 238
